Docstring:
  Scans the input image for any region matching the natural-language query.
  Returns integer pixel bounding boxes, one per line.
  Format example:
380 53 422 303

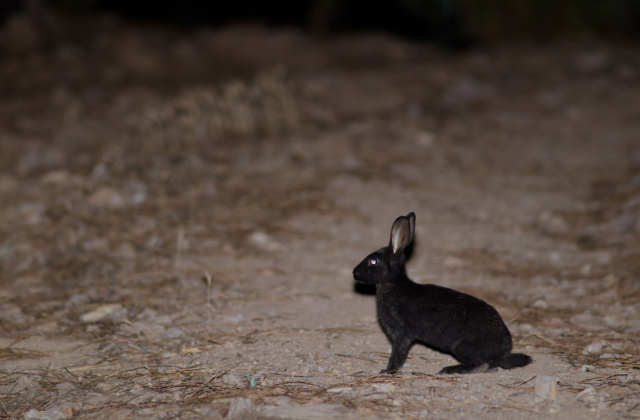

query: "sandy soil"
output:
1 14 640 419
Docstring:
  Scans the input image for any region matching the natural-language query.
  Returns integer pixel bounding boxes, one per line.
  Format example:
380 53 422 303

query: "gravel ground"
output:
1 13 639 419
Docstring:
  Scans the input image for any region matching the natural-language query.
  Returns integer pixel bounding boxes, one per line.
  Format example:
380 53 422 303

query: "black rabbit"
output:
353 212 531 374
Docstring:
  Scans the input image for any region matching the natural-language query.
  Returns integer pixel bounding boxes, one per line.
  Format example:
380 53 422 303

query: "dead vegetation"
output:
1 13 640 420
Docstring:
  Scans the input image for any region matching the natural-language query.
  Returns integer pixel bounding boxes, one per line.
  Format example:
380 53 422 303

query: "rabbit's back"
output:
376 282 512 356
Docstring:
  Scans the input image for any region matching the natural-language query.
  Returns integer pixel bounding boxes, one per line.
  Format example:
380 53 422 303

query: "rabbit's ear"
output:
406 212 416 240
390 213 415 255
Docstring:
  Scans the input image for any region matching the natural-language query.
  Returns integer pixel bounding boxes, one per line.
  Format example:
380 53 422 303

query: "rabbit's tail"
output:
499 353 532 369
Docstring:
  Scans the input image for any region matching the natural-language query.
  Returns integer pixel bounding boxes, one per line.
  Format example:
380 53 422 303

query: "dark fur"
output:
352 212 532 374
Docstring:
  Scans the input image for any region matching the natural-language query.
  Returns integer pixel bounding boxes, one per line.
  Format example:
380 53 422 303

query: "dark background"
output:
2 0 640 47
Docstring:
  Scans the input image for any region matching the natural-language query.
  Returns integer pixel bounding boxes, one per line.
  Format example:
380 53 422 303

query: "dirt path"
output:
1 18 639 419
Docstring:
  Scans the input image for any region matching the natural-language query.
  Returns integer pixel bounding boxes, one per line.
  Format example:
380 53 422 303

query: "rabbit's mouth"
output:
352 267 365 282
352 268 375 284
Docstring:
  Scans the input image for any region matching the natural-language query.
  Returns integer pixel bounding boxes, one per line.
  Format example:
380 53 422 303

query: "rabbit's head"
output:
353 212 415 285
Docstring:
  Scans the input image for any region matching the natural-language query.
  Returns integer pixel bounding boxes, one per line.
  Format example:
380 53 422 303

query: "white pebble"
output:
248 231 279 250
584 342 604 354
532 299 549 309
87 187 125 209
442 256 465 268
535 375 558 400
80 303 125 323
576 387 596 401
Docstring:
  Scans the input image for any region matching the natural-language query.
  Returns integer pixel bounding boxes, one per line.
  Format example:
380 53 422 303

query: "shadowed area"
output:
1 4 640 419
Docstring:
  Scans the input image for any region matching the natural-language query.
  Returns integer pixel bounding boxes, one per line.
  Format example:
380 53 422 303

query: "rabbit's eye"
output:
369 257 378 266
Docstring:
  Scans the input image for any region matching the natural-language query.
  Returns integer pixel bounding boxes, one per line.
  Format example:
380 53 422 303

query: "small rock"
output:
0 243 14 267
415 131 435 147
599 353 620 359
0 174 18 192
41 170 69 184
26 321 59 334
576 387 596 402
64 294 89 308
23 403 78 420
123 179 148 206
594 252 612 265
442 76 492 106
442 256 465 268
625 193 640 212
584 341 604 355
249 231 269 245
163 326 185 339
87 187 125 209
91 162 109 179
535 375 558 400
132 321 166 339
0 302 29 323
628 317 640 333
80 238 110 252
248 231 279 251
17 149 64 176
221 374 243 386
617 374 638 383
582 213 638 236
145 235 163 250
112 242 136 259
24 409 41 420
0 375 35 395
136 307 156 319
262 403 348 420
548 251 563 264
56 382 76 392
263 396 295 407
518 323 534 332
80 303 125 323
136 308 172 325
574 51 610 73
604 315 625 329
19 203 47 226
327 386 352 394
603 274 618 288
372 383 395 393
538 211 569 235
227 397 252 419
221 314 244 323
342 157 360 171
532 299 549 309
571 313 608 332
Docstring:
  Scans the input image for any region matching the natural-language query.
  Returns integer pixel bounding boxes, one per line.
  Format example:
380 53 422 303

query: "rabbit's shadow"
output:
353 238 416 296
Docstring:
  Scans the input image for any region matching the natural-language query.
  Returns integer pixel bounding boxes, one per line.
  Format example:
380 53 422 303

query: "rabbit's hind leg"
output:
438 362 490 374
439 338 502 374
